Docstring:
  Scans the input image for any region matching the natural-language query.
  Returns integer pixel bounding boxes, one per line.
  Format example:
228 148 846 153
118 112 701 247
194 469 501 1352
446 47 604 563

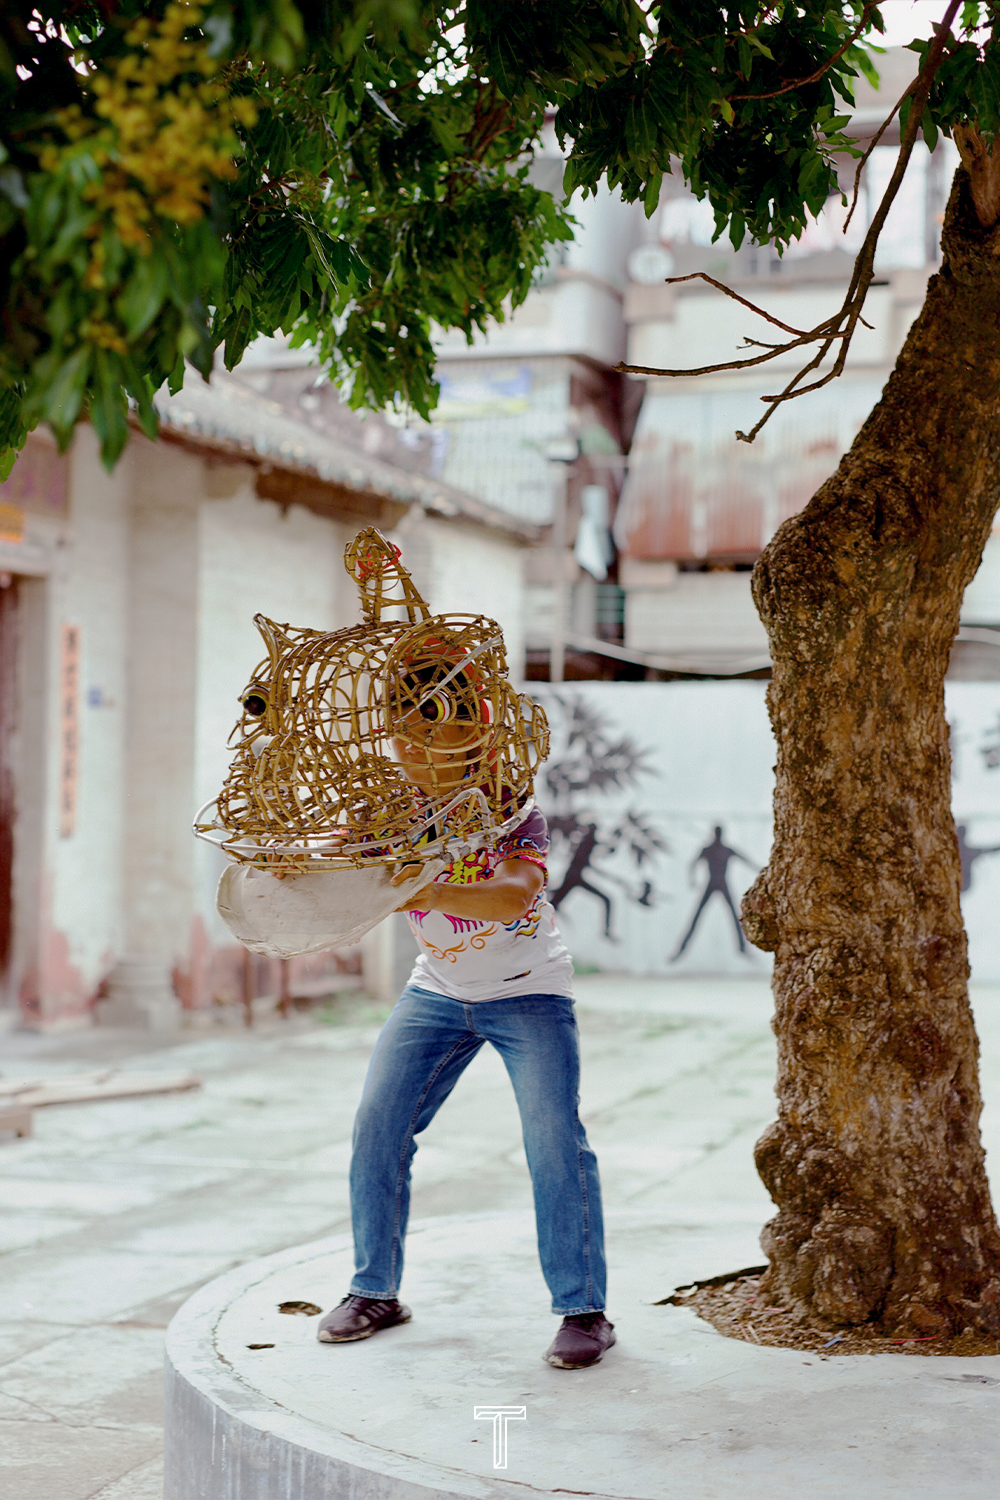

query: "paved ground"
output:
1 975 999 1500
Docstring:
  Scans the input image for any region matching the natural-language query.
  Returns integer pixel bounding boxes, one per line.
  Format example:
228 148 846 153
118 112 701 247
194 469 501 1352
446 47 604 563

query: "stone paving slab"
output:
1 977 999 1498
165 1210 1000 1500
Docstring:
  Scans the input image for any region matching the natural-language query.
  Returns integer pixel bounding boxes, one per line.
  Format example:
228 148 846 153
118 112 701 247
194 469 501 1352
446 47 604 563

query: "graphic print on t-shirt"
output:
405 805 574 1002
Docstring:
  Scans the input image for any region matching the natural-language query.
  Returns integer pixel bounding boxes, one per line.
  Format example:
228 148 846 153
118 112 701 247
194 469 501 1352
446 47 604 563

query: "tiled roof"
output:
153 373 541 543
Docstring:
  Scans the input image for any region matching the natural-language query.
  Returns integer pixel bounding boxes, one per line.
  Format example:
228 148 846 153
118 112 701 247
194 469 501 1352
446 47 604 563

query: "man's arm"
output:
392 858 545 922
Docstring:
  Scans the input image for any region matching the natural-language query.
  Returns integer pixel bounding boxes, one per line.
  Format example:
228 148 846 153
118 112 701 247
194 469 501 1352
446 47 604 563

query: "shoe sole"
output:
544 1333 616 1369
318 1311 412 1344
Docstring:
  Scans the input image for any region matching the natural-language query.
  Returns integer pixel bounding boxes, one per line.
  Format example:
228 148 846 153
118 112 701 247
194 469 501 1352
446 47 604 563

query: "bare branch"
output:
660 271 821 335
843 83 911 234
616 0 962 444
729 3 879 104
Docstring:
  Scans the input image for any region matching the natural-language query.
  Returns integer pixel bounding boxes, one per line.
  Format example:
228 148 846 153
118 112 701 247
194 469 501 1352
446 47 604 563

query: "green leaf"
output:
366 87 404 129
0 166 29 209
167 356 186 397
0 386 28 458
6 0 979 466
962 2 983 31
747 36 774 62
122 360 159 442
115 253 170 340
90 350 131 469
41 346 92 438
850 45 881 90
922 104 939 153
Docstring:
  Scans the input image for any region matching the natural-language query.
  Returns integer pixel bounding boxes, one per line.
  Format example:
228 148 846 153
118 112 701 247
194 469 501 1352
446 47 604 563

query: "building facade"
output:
421 51 1000 683
0 378 532 1030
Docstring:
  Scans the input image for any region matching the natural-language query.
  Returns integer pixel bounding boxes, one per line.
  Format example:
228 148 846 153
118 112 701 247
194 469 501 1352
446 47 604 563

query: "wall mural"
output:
532 682 1000 983
541 694 667 943
950 685 1000 984
670 826 757 962
532 683 775 978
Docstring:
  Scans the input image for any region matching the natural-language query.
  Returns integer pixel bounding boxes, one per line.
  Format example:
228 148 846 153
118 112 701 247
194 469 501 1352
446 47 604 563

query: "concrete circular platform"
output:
165 1209 1000 1500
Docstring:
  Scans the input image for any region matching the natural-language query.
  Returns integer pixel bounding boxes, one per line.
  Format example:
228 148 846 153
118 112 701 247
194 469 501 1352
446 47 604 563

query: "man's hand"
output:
390 859 544 921
391 864 442 913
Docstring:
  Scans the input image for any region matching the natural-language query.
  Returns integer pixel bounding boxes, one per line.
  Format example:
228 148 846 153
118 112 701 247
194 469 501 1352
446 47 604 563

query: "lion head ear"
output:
252 615 295 669
344 528 430 625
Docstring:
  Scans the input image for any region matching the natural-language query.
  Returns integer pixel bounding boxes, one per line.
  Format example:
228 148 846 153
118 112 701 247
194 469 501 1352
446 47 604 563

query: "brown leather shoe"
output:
544 1312 616 1369
317 1295 412 1343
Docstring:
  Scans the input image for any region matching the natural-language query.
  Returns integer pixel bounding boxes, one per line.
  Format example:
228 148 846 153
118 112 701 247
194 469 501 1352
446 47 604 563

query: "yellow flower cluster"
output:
79 317 129 354
43 2 256 256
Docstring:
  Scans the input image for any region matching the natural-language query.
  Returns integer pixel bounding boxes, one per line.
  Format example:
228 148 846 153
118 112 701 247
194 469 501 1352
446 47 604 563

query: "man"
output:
316 659 614 1370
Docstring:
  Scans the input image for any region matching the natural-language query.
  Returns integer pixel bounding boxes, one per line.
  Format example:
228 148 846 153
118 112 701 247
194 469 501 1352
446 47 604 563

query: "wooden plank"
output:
0 1072 200 1108
0 1102 32 1137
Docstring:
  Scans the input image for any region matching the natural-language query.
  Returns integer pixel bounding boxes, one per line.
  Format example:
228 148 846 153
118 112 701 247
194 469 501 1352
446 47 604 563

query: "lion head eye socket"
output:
418 690 453 723
242 692 268 718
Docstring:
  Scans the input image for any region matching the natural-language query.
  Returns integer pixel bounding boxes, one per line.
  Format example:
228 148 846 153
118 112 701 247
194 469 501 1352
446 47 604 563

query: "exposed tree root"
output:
663 1269 1000 1358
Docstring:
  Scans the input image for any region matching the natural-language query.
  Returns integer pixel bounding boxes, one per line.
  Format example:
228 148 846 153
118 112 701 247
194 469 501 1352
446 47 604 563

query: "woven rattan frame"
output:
194 528 549 872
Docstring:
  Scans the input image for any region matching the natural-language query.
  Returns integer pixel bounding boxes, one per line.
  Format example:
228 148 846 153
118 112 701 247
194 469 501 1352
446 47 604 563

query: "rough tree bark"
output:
741 158 1000 1338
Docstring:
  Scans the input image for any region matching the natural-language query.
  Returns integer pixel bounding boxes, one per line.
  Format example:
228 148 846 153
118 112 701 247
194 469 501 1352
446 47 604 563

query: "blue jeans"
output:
349 984 606 1314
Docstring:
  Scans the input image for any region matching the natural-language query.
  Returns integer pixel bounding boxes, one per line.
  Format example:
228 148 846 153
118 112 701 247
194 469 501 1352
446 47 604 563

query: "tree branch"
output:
615 0 962 444
658 272 821 335
954 120 1000 226
728 3 879 103
843 82 911 234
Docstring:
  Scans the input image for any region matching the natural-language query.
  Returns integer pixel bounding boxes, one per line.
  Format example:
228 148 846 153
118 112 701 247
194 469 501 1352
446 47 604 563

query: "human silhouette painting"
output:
548 811 664 942
956 823 1000 893
549 822 614 938
671 825 755 961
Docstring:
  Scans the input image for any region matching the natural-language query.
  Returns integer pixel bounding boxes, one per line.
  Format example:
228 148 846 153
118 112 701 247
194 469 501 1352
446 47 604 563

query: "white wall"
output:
423 516 526 684
11 428 529 1023
194 476 353 947
563 181 647 294
434 277 626 369
17 426 131 1024
532 683 774 979
962 527 1000 626
531 681 1000 985
121 440 201 982
390 506 525 681
947 683 1000 982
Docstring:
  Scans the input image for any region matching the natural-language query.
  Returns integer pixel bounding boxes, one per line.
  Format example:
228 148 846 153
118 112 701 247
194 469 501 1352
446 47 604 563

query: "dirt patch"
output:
660 1267 1000 1358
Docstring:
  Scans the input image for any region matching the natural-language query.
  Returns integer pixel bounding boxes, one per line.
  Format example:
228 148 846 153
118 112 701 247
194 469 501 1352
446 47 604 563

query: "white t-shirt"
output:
405 806 575 1002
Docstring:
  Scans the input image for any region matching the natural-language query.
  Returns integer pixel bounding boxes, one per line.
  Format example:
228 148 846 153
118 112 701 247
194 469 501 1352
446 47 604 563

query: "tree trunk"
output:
742 165 1000 1337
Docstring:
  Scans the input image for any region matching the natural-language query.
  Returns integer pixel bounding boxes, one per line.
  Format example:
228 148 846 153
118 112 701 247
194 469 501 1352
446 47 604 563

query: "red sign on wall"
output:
59 625 79 839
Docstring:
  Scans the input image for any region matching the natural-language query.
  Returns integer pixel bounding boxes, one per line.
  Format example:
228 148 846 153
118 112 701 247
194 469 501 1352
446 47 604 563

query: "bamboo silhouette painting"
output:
540 695 667 943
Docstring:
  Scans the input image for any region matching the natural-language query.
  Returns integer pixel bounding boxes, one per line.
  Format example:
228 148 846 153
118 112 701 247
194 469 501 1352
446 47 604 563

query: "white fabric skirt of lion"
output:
216 859 446 959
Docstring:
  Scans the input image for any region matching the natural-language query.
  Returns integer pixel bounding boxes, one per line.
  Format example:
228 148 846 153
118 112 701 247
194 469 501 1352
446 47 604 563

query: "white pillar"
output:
360 918 398 1005
97 442 202 1027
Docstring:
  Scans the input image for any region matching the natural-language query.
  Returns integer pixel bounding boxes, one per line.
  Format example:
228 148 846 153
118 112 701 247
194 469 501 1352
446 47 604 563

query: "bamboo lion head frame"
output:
194 528 549 873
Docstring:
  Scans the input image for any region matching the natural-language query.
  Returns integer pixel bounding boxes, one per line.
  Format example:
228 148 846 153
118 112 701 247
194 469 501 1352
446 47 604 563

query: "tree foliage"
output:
4 2 1000 474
